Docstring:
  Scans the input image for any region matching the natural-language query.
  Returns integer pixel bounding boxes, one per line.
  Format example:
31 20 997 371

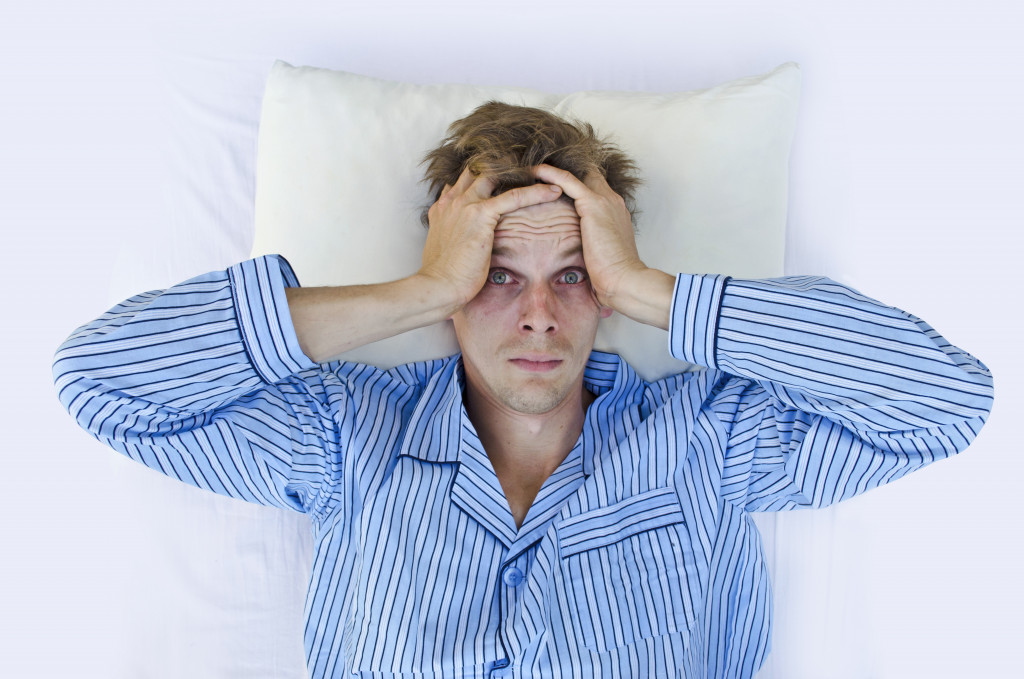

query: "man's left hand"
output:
531 164 676 330
531 164 644 307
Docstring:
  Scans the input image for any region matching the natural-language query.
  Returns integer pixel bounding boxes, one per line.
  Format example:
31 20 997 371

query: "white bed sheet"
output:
2 1 1021 677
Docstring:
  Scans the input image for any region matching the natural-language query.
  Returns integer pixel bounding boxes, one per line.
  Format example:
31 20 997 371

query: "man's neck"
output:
464 384 595 527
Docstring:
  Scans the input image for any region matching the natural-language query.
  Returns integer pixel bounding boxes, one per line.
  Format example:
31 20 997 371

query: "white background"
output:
1 1 1021 677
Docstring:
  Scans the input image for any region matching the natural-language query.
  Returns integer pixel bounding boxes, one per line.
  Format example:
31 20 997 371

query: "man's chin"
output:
501 397 565 416
493 380 579 416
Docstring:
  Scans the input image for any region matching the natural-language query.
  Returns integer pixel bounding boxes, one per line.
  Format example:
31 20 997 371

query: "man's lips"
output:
509 356 563 372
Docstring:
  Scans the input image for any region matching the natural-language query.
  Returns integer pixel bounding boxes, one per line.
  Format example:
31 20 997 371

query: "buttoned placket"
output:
448 432 591 675
490 437 596 676
493 547 536 678
490 557 521 678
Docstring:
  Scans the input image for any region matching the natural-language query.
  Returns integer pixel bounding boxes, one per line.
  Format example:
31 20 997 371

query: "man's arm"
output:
53 256 335 511
52 170 564 508
535 163 993 507
285 169 564 362
672 273 993 509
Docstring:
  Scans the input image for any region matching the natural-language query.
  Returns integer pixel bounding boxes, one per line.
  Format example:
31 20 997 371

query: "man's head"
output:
421 103 641 416
450 198 613 415
421 101 640 226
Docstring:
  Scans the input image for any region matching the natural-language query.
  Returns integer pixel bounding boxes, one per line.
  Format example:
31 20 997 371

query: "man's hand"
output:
419 167 564 310
532 163 675 330
284 168 563 363
530 164 643 305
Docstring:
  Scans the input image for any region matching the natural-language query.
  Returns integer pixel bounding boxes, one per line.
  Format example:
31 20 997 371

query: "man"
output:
54 103 993 678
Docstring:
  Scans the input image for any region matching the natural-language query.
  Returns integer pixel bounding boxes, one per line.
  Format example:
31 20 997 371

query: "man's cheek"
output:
468 292 511 315
566 285 602 312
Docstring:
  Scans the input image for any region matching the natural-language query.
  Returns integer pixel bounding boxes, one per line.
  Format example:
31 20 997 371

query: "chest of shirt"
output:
310 393 725 675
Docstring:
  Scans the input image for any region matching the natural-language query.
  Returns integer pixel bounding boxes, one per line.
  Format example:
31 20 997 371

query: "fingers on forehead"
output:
533 164 588 194
490 183 561 213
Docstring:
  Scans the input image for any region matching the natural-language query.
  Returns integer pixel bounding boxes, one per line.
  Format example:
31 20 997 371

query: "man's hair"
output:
421 101 641 226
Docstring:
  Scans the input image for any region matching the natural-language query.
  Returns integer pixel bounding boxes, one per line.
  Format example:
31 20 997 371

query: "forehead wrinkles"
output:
491 228 582 259
495 198 579 229
494 212 580 232
492 200 583 258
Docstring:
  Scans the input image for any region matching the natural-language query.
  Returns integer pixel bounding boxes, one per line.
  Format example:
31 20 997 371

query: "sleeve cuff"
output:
668 273 729 369
227 255 318 384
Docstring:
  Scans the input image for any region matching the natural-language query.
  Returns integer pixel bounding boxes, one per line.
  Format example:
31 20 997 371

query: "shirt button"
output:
502 566 524 587
488 658 511 678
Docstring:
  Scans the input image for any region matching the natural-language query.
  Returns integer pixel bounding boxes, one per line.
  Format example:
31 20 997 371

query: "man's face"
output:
452 198 611 416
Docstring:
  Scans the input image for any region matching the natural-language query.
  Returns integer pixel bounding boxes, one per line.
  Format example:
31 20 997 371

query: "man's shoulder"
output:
312 353 461 389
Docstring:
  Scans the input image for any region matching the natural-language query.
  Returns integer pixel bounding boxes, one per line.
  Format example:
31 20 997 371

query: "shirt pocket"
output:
555 486 697 654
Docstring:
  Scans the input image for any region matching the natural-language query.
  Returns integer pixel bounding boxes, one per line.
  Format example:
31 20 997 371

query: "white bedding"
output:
3 1 1020 677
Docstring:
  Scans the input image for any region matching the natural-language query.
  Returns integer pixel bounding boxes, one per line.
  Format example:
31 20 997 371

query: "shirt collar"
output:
579 350 644 476
395 356 465 463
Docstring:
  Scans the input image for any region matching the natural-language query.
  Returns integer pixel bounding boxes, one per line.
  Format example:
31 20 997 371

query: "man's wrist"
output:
605 266 676 331
407 271 471 320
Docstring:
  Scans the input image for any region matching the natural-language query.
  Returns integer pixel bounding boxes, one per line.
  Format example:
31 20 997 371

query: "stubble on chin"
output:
488 368 582 416
493 386 565 415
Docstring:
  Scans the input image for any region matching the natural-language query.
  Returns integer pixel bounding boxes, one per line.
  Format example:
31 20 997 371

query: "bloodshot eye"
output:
489 271 509 285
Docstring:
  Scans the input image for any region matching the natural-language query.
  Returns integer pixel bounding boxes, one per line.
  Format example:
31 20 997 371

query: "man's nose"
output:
519 283 558 333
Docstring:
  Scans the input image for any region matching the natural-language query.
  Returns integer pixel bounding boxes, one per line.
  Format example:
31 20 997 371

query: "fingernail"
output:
549 185 561 193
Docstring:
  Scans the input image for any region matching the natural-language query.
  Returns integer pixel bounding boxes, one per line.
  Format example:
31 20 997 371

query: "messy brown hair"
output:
421 101 641 226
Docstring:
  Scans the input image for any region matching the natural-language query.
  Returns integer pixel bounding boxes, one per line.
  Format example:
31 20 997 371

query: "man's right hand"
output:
285 168 562 363
418 167 564 311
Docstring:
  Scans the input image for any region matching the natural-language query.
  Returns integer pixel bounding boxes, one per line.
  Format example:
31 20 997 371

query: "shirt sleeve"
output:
668 273 994 511
52 255 343 515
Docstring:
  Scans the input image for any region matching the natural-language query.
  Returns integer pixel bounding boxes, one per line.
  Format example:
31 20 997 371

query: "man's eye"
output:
562 270 585 285
489 271 510 285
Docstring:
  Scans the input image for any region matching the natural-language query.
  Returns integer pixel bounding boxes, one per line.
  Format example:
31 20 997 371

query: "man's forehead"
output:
490 236 583 261
494 198 580 232
490 197 583 262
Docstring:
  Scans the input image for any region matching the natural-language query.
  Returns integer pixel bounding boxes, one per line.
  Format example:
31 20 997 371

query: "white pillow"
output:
253 62 800 381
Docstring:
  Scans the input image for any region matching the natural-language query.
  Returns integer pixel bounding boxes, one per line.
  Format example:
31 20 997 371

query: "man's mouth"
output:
509 355 563 372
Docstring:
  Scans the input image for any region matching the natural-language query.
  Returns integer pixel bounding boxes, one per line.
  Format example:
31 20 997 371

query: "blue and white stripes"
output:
54 256 993 678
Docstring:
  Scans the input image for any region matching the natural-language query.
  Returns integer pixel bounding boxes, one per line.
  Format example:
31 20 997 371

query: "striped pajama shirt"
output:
54 255 993 678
